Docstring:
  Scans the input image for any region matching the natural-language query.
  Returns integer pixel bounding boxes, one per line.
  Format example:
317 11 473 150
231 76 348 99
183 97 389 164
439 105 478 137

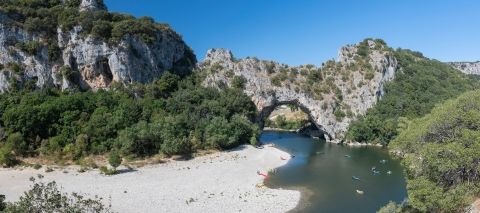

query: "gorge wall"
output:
0 0 195 92
199 39 398 142
449 61 480 75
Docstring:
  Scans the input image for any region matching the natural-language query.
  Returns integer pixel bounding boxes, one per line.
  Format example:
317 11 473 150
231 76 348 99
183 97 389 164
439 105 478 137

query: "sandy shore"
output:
0 145 300 213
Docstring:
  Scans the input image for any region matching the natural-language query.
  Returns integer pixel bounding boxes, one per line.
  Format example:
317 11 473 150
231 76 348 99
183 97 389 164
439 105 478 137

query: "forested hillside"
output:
380 90 480 212
347 49 479 145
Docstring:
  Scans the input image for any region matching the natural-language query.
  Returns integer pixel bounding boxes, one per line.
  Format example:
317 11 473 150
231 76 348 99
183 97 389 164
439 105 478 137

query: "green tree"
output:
0 194 6 211
91 20 112 39
108 150 122 169
4 181 112 212
231 75 247 89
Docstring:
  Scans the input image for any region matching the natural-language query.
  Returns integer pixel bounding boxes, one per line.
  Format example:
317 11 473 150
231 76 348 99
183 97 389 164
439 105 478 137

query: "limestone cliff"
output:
449 61 480 75
199 39 397 142
0 0 195 92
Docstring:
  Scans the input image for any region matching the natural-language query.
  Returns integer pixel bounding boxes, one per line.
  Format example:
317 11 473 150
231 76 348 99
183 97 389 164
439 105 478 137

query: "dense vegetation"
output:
0 72 259 167
1 179 111 212
265 115 308 130
386 90 480 212
347 49 478 145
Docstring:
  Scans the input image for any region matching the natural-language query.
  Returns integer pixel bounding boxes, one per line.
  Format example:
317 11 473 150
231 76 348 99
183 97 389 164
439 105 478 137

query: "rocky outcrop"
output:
199 39 397 142
449 61 480 75
0 0 195 92
79 0 107 11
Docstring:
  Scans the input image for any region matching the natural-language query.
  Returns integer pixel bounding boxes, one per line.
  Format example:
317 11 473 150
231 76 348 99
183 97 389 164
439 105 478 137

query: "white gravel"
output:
0 145 300 213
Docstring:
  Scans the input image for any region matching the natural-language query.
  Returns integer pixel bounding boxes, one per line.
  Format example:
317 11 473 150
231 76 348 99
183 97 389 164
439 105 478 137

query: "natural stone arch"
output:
257 99 330 140
200 39 397 142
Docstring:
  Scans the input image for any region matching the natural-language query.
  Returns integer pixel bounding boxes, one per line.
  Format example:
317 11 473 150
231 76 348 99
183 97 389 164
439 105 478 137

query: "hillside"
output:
0 0 195 92
347 49 478 145
450 61 480 75
199 39 398 142
387 90 480 212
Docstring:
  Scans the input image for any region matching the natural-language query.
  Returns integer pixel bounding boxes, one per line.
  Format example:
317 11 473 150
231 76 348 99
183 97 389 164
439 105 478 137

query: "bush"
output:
160 136 191 156
47 42 61 62
15 41 42 56
0 145 16 167
364 70 374 80
334 109 345 121
7 62 23 74
60 66 75 82
231 75 247 89
377 201 404 213
108 150 122 169
91 20 112 39
99 166 117 175
0 194 6 211
4 180 112 212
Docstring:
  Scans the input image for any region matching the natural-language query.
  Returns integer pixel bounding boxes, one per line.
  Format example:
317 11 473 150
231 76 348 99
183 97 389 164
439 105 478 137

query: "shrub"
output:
4 180 112 212
0 194 5 211
47 42 61 62
357 40 370 57
364 70 374 80
91 20 112 40
334 109 346 121
7 62 23 74
231 75 247 89
60 66 75 82
99 166 116 175
0 145 16 167
160 136 191 155
15 41 42 56
33 164 42 170
271 76 281 86
108 150 122 169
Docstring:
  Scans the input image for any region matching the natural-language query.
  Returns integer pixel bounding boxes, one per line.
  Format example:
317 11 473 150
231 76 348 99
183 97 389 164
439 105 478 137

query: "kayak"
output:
352 176 361 181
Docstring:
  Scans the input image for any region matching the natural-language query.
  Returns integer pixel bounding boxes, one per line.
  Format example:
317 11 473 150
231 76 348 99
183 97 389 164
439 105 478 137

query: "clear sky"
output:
104 0 479 66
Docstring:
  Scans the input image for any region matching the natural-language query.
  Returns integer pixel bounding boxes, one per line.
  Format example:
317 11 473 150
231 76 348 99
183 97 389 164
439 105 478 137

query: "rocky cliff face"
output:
449 61 480 75
0 0 195 92
199 39 397 142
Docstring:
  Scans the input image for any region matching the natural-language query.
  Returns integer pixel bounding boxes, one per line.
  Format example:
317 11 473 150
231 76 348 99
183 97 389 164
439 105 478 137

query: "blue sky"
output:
104 0 479 66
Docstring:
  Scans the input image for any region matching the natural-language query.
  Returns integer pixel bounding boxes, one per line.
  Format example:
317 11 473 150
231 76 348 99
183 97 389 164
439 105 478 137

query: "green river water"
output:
261 131 407 213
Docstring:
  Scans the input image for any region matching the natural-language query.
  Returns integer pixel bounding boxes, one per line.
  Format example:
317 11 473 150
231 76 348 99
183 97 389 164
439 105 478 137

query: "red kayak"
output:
257 171 268 178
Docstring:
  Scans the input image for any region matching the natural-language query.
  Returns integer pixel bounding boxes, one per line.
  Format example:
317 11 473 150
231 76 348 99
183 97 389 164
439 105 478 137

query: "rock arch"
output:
200 40 397 142
257 99 330 140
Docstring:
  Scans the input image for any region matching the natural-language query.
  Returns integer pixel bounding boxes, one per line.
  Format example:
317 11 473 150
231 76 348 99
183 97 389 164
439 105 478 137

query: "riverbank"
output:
0 145 300 213
263 127 298 132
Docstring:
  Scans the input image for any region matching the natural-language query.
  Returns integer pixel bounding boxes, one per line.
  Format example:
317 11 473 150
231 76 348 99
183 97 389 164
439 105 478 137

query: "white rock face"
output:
449 61 480 75
200 40 397 142
0 9 194 91
79 0 106 11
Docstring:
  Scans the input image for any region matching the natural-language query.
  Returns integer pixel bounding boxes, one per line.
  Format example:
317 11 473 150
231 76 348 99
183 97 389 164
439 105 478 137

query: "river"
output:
260 131 407 213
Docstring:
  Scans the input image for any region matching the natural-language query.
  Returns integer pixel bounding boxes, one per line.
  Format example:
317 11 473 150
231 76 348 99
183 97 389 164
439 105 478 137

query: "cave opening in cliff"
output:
261 102 325 140
97 57 113 84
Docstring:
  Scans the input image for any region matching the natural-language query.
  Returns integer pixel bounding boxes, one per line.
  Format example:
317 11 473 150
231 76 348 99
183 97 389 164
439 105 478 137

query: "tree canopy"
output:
347 49 479 145
388 90 480 212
